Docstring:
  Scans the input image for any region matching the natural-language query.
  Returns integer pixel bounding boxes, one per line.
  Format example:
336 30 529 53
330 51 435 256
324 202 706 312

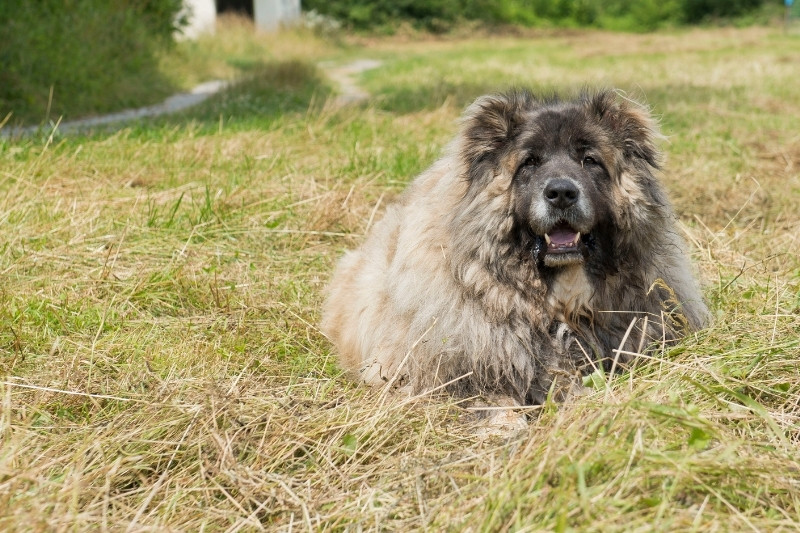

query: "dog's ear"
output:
460 90 536 168
587 91 662 169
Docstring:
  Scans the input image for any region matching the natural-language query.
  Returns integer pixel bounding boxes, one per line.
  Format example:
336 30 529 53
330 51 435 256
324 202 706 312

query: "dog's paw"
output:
464 394 528 438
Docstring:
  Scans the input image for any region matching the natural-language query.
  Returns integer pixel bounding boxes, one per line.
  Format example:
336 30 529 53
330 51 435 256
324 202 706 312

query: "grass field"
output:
1 21 799 531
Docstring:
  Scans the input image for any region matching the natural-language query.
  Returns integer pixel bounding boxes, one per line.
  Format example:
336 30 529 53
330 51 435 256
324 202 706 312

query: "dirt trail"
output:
319 59 382 106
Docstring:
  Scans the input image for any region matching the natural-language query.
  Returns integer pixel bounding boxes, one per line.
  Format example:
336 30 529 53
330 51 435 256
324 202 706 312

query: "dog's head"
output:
459 89 666 274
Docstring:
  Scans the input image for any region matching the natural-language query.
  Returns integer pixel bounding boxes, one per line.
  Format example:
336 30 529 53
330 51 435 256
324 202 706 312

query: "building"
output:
181 0 301 37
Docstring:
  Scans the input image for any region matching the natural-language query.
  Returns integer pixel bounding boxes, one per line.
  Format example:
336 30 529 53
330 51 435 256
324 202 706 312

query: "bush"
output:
0 0 185 125
301 0 769 32
682 0 766 22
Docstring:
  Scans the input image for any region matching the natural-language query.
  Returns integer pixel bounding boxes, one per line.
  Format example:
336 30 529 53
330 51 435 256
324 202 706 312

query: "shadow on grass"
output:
368 78 753 118
369 80 499 114
166 59 332 132
14 60 751 143
33 59 335 141
364 78 730 116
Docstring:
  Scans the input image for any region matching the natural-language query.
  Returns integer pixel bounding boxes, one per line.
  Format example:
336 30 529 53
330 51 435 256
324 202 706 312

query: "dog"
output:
322 89 708 408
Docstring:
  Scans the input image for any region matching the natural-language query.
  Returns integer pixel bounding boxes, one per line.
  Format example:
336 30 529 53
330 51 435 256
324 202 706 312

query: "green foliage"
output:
0 0 185 125
303 0 769 32
682 0 766 22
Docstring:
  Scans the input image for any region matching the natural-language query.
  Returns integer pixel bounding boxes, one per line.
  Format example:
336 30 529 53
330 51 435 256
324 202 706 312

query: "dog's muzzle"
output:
535 178 591 268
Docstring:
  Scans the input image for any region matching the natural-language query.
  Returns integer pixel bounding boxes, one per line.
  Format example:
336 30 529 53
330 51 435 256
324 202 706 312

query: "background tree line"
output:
304 0 771 32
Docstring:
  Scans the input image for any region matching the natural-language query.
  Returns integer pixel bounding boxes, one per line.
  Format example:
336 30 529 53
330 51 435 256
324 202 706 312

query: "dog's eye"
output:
522 155 541 169
582 155 598 167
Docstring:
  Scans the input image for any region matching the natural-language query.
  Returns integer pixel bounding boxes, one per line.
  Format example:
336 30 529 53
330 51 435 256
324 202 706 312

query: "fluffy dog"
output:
322 89 708 406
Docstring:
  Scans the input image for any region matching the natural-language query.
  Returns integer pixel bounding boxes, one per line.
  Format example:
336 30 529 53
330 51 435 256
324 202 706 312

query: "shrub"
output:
301 0 769 32
682 0 766 22
0 0 185 125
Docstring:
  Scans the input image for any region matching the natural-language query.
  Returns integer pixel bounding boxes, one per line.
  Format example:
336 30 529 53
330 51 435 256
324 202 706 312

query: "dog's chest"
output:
546 266 593 321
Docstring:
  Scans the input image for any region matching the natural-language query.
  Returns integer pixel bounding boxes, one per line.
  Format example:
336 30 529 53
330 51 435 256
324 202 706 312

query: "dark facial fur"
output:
460 90 664 283
511 108 617 274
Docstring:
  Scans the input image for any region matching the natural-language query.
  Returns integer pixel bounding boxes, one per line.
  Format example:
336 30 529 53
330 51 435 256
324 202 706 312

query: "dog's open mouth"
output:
543 221 584 267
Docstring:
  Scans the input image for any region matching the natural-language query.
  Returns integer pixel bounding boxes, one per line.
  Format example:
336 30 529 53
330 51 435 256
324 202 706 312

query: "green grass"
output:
1 22 799 531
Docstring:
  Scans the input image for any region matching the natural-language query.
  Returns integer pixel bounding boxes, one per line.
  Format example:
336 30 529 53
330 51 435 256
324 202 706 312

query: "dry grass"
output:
1 22 799 531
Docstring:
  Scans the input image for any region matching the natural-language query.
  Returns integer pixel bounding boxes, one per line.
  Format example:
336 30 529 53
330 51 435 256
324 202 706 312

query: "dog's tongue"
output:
549 226 578 246
545 223 581 251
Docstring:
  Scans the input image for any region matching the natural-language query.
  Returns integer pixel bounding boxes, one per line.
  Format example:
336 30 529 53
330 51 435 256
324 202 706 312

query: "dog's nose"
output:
544 178 579 209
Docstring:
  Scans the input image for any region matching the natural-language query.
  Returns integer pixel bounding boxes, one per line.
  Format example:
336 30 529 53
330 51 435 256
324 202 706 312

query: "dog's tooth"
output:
544 234 551 245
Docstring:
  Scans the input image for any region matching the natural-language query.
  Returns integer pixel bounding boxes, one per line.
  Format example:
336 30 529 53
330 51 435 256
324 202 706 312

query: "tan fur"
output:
322 90 708 405
547 266 593 323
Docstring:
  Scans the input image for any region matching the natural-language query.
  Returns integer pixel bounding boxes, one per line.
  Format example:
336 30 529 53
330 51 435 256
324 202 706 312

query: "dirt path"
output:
1 59 380 137
319 59 382 106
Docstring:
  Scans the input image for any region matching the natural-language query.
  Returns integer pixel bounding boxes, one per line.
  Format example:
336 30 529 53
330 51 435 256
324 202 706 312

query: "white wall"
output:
179 0 216 40
254 0 301 32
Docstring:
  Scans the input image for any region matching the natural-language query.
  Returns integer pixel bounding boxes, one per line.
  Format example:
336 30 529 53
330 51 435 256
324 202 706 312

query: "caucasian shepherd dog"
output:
322 89 708 408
